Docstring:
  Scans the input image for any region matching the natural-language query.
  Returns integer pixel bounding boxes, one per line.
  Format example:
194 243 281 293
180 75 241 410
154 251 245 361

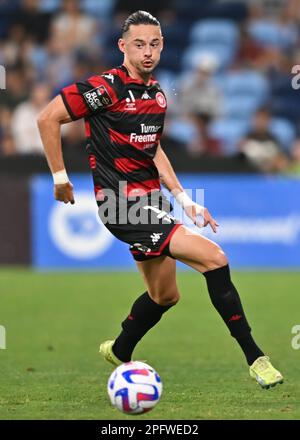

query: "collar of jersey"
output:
120 64 157 87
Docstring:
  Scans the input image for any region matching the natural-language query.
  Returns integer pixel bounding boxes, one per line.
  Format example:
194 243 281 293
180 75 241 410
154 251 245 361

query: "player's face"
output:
119 25 163 76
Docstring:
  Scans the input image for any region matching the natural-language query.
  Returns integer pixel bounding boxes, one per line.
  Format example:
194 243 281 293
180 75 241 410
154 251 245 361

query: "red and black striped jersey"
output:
60 65 167 204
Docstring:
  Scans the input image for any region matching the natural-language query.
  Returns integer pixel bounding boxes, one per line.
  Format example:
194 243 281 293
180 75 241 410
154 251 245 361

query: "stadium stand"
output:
1 0 300 173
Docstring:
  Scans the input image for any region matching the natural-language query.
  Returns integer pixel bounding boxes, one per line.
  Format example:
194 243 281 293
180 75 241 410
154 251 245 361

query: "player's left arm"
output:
153 142 219 232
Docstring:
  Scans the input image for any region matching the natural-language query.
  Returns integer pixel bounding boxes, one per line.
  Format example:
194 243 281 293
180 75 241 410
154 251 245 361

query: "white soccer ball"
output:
107 361 163 415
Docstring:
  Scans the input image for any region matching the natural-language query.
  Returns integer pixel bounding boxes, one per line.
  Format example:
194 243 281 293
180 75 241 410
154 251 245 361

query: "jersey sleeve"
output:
60 74 119 120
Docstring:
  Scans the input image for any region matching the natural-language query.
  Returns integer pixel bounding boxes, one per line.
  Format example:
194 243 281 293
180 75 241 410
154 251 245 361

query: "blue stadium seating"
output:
248 19 298 49
181 45 235 71
209 118 250 154
215 70 270 123
182 19 239 72
166 118 198 144
209 116 296 155
190 19 239 48
269 118 297 153
219 70 270 101
223 95 264 119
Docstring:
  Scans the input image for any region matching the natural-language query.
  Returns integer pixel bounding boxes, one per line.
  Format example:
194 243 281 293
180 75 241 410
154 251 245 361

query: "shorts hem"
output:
130 223 182 261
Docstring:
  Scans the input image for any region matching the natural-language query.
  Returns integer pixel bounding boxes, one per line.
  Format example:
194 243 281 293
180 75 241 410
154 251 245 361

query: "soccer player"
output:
37 11 283 389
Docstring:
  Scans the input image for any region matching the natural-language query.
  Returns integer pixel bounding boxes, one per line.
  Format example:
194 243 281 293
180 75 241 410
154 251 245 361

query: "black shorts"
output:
98 190 182 261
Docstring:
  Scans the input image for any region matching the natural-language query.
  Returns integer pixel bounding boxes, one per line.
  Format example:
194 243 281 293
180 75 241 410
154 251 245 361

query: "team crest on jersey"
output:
155 92 166 108
83 85 112 111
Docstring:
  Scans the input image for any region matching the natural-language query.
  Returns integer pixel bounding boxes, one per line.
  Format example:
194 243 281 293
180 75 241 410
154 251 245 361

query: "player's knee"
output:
165 290 180 306
150 289 180 306
159 293 180 306
214 248 228 268
205 248 228 271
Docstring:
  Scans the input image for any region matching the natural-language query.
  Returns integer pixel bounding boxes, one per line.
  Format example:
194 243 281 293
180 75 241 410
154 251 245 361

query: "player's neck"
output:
123 62 152 85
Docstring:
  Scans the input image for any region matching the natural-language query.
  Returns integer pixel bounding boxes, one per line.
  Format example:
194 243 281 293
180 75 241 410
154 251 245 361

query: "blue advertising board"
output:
31 174 300 269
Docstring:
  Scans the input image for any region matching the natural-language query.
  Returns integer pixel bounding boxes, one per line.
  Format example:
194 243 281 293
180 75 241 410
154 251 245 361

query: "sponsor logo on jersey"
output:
129 133 158 143
129 124 161 145
102 73 114 83
140 124 161 133
156 91 166 108
125 89 136 111
83 85 112 111
141 90 151 99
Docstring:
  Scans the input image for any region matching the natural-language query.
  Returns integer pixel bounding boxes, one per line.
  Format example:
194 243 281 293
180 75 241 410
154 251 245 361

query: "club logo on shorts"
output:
155 92 166 108
150 232 163 245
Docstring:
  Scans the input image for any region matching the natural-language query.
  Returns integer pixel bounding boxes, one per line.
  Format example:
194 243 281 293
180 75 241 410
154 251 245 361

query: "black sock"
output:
235 334 265 366
203 265 264 365
112 291 175 362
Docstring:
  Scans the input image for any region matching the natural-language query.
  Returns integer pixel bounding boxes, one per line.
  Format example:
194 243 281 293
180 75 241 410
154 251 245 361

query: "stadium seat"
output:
190 19 239 48
166 118 198 144
183 19 239 72
39 0 60 12
269 118 297 153
223 95 263 119
209 118 250 155
181 44 235 71
248 19 298 49
81 0 116 19
219 70 270 102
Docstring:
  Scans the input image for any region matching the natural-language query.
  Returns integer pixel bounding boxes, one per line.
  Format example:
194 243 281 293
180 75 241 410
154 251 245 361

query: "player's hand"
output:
184 204 219 233
54 181 75 204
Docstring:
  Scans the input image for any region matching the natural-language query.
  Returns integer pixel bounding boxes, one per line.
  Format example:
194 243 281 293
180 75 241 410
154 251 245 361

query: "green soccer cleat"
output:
99 340 123 367
249 356 284 389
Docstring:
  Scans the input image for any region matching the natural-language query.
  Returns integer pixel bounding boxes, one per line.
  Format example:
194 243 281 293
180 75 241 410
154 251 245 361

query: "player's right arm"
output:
37 94 75 204
38 73 119 204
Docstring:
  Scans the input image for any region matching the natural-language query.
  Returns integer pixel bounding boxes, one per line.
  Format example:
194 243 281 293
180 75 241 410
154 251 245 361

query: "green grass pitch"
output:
0 268 299 420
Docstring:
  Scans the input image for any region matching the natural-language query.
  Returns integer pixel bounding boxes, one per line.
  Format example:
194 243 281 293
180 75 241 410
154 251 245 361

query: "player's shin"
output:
112 291 175 362
203 265 264 365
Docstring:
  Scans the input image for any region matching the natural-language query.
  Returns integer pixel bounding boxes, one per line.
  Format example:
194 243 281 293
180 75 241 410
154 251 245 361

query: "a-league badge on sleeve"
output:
83 85 113 111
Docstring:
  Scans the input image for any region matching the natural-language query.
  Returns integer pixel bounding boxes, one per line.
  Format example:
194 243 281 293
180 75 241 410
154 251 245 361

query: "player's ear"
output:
118 38 125 54
160 36 164 52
